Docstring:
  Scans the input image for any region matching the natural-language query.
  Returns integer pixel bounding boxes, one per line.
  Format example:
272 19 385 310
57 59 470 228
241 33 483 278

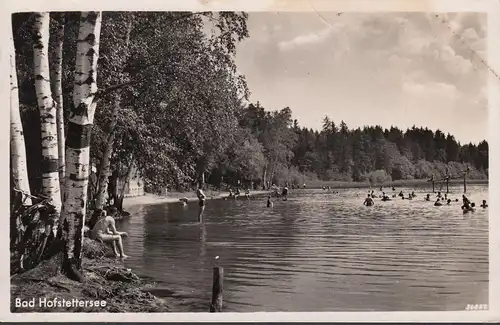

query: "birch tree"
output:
10 35 32 206
33 12 61 212
50 13 66 200
62 11 102 278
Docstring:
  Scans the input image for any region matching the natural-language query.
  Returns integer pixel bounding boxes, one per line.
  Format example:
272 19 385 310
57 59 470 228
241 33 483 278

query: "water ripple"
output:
120 184 488 312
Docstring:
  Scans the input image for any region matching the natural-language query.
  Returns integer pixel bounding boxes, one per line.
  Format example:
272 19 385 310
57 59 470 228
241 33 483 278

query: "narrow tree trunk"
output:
33 12 61 214
50 13 66 202
61 12 102 280
95 17 133 211
262 163 267 190
94 93 120 211
10 35 32 206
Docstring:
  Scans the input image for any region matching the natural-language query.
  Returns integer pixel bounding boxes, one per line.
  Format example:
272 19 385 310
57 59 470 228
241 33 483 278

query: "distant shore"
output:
301 178 488 190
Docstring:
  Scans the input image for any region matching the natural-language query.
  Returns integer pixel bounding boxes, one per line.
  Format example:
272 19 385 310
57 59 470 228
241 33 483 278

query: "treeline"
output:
210 103 488 189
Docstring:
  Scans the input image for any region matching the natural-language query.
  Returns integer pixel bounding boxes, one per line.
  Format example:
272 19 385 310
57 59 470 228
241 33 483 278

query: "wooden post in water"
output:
432 180 435 193
463 172 467 193
210 267 223 312
446 176 449 194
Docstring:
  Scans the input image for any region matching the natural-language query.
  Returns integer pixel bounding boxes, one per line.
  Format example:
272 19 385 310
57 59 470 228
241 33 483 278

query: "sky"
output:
234 12 488 144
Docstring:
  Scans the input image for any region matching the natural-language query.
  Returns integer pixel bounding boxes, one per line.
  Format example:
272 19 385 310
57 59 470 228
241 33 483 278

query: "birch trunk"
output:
94 93 120 210
61 12 102 278
50 13 66 202
10 35 32 206
33 12 61 213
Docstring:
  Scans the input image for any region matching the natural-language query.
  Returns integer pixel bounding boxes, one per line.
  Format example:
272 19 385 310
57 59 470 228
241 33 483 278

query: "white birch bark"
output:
10 35 32 206
50 13 66 202
61 12 102 271
33 12 61 212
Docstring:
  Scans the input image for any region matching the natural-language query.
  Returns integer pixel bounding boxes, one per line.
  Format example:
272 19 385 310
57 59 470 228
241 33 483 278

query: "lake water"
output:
119 185 489 312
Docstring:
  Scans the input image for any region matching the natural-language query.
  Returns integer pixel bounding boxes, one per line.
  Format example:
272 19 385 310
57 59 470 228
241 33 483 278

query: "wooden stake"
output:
210 267 223 312
464 173 467 193
432 180 435 193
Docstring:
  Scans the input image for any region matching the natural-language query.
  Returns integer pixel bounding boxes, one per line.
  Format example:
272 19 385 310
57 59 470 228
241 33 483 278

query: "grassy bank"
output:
10 238 178 313
302 178 488 190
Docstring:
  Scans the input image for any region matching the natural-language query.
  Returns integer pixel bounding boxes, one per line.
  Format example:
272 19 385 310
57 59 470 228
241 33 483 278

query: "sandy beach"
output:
123 190 271 208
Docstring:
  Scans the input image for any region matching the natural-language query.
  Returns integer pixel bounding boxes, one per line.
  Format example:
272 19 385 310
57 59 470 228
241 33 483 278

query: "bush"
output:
364 169 392 184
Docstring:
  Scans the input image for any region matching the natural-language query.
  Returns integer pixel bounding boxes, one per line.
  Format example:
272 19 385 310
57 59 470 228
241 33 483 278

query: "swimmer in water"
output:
381 192 390 201
480 200 488 208
179 197 188 206
437 191 442 198
267 195 273 207
398 191 404 197
196 187 206 222
245 188 250 200
364 194 374 206
91 208 128 258
446 199 452 205
434 198 443 206
411 191 416 198
425 193 431 201
282 185 289 201
392 186 396 191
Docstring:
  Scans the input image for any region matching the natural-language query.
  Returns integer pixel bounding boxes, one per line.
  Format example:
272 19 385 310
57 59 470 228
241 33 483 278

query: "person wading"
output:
196 187 207 222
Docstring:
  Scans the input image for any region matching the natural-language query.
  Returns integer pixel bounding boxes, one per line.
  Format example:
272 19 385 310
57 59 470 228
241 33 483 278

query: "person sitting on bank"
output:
91 207 128 258
480 200 488 208
364 194 374 206
267 195 273 208
434 198 443 206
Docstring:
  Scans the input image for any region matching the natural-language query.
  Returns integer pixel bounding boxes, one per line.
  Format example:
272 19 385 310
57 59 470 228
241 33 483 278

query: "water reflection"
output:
120 185 488 312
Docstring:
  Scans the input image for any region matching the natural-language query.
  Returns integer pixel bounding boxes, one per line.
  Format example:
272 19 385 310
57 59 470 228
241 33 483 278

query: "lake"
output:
119 184 489 312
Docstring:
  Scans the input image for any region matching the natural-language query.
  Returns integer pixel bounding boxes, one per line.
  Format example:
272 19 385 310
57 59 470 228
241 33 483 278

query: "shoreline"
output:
123 190 271 209
293 178 488 190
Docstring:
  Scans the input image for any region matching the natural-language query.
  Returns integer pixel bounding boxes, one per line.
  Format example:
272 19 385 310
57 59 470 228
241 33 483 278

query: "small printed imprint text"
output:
465 304 488 311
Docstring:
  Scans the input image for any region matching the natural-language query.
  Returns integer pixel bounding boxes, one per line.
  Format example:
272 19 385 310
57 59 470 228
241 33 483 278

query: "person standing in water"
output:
91 208 128 258
364 194 374 206
282 185 289 201
267 195 273 207
480 200 488 208
196 187 206 222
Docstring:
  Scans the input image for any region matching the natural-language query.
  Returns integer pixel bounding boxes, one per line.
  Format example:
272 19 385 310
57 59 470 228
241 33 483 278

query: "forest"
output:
10 11 488 280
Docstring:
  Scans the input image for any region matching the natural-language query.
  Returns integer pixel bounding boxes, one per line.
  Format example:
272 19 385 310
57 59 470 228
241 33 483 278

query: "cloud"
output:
402 80 458 99
277 27 334 51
